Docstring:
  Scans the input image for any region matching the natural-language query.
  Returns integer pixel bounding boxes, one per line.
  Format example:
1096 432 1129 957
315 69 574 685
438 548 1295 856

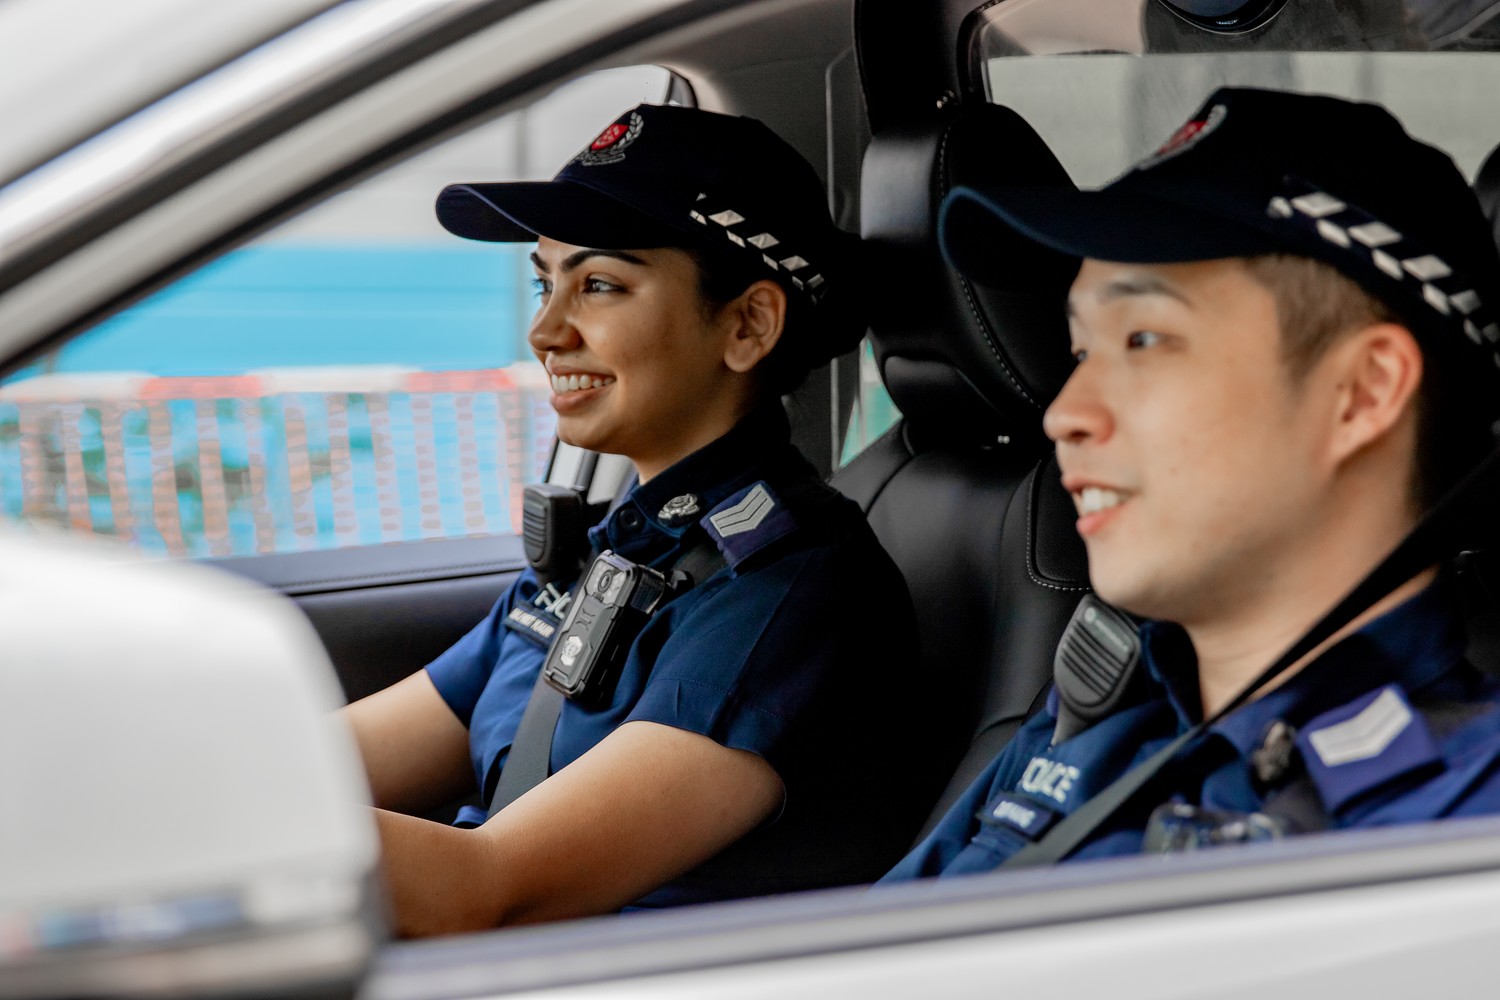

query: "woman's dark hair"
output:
684 246 861 397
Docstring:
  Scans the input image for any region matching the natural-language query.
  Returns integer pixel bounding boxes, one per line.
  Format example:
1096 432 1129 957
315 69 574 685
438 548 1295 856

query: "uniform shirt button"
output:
618 508 644 531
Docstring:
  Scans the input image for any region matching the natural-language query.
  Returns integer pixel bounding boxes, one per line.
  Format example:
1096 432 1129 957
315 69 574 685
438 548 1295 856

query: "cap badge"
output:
575 112 644 167
592 123 628 149
1138 103 1227 171
658 494 701 524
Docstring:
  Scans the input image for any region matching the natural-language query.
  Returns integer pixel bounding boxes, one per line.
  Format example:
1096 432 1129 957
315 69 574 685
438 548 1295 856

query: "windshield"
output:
971 0 1500 187
0 0 340 185
971 0 1500 56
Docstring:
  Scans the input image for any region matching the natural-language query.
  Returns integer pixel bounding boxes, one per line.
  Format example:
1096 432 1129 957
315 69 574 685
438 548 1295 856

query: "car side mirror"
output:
0 529 382 999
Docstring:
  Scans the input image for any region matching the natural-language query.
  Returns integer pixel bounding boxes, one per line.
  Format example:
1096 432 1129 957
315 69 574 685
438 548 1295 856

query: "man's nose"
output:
1042 363 1112 447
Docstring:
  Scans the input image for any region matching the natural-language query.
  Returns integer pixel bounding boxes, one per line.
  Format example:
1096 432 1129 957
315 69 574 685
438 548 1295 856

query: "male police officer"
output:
883 87 1500 877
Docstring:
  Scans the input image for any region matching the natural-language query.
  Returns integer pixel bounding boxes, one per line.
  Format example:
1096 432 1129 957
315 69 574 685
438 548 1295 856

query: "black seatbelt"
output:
486 473 839 818
486 538 728 818
1004 440 1500 868
488 677 565 815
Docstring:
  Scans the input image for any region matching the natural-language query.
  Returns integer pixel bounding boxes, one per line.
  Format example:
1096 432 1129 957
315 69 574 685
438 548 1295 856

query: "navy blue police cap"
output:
940 87 1500 396
436 103 861 359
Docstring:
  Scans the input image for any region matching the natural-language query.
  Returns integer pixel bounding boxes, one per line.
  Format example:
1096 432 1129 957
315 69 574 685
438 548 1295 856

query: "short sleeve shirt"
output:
427 405 950 908
882 582 1500 882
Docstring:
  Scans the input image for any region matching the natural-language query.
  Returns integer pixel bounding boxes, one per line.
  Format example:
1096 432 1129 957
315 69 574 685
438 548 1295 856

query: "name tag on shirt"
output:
502 582 572 649
978 792 1060 842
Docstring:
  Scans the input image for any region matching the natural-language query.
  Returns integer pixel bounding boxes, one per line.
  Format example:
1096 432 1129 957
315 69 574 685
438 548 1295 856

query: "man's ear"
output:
722 280 787 374
1326 321 1424 466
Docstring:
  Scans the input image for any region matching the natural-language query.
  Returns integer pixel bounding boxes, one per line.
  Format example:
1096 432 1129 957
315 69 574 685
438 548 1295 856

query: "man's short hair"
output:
937 86 1500 514
1243 253 1491 512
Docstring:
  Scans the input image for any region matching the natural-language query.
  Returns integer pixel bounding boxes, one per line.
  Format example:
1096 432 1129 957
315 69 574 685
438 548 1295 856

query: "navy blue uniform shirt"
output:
427 405 945 908
883 582 1500 881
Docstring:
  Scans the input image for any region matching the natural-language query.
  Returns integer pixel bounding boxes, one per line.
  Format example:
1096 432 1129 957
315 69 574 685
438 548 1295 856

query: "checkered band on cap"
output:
688 193 829 305
1267 179 1500 370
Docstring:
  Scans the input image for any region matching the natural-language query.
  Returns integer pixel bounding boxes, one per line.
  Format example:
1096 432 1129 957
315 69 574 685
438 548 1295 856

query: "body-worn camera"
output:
541 550 669 705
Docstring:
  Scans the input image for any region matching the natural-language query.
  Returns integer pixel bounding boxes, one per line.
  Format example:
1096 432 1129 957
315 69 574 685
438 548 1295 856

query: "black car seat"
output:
1460 143 1500 676
1476 142 1500 258
832 102 1091 838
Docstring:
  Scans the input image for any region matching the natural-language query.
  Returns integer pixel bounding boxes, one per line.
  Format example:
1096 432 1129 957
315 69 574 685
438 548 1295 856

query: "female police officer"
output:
342 104 946 936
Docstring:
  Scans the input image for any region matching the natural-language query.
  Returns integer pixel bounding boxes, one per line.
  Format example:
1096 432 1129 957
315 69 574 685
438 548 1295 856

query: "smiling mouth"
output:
550 373 615 394
1074 486 1129 516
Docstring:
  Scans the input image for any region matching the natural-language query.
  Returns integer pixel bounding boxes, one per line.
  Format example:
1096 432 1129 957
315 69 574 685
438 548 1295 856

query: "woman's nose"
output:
1042 363 1112 447
527 294 580 354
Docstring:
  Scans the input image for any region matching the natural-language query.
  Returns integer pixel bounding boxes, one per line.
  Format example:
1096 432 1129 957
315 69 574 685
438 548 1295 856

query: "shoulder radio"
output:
1051 593 1143 745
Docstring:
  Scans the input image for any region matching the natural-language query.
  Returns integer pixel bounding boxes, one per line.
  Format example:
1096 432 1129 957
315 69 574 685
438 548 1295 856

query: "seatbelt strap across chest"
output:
488 674 564 815
486 538 727 818
486 472 839 818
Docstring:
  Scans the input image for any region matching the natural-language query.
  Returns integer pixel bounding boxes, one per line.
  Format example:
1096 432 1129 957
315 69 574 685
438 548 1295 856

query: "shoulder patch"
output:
1307 687 1413 767
1297 685 1443 815
709 483 774 536
701 481 796 567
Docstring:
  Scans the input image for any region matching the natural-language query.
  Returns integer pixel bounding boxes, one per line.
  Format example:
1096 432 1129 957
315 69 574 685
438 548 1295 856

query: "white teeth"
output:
550 374 615 394
1078 487 1127 515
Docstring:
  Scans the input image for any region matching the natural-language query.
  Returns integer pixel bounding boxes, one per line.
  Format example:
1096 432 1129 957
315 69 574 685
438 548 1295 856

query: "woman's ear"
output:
722 280 787 374
1325 321 1424 467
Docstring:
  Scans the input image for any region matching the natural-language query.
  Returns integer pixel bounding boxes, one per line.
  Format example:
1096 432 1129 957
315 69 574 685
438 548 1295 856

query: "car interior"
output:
11 0 1500 995
206 0 1500 840
835 98 1090 834
206 0 1103 841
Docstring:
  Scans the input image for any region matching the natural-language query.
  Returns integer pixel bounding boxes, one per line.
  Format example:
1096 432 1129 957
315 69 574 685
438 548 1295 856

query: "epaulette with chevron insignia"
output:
700 481 799 568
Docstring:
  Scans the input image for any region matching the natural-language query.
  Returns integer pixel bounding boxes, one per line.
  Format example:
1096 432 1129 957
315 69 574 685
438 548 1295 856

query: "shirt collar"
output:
590 403 793 555
1141 579 1467 757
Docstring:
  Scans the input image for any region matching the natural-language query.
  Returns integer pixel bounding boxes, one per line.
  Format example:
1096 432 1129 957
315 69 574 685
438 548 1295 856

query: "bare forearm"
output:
373 722 783 938
343 672 474 814
374 806 629 936
375 809 510 937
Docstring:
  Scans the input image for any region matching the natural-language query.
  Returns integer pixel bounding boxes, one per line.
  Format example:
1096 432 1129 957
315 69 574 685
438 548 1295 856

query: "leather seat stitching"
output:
1025 465 1089 593
936 113 1041 411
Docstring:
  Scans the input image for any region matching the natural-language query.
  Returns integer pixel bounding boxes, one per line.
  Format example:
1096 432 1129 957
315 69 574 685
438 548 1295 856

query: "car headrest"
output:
860 102 1078 453
1476 143 1500 253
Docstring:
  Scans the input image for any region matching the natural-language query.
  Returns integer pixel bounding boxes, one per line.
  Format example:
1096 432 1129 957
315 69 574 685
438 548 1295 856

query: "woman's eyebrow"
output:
530 249 649 273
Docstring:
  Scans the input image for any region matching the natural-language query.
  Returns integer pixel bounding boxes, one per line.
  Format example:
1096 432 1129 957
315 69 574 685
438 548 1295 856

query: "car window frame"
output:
0 0 742 573
11 0 1499 990
0 0 735 379
0 0 348 189
365 816 1500 998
